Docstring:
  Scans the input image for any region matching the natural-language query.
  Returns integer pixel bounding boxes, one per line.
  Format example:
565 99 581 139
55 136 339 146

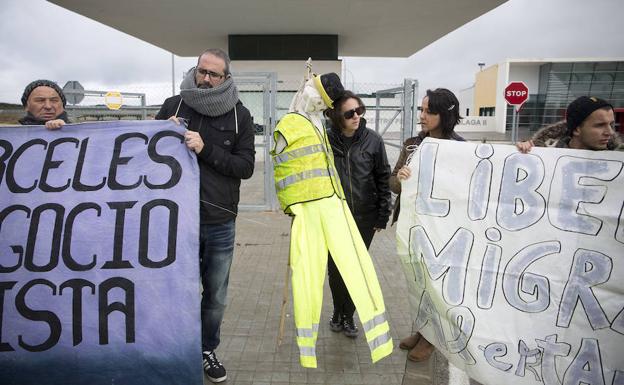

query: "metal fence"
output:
64 89 152 121
234 72 278 211
31 77 417 211
369 79 418 149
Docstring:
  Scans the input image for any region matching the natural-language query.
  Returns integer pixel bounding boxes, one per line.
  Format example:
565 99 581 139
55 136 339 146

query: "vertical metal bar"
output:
411 79 419 141
511 108 518 143
267 72 278 211
375 92 381 133
141 94 147 120
263 76 272 211
402 79 413 144
171 53 175 96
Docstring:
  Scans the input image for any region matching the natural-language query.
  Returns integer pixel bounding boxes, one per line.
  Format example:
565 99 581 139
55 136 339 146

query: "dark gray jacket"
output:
327 119 391 229
156 95 255 224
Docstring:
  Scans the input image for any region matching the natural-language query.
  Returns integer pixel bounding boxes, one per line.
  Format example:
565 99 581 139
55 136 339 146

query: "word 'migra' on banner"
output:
0 121 202 385
396 138 624 385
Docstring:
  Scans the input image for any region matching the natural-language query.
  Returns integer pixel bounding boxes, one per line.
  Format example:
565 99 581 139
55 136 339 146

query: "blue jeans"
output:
199 219 235 351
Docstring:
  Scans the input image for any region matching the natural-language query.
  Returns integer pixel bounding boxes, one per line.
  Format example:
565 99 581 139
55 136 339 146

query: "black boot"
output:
342 316 359 338
329 311 342 332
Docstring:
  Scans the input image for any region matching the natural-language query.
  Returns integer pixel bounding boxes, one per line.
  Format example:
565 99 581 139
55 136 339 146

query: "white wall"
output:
509 63 540 92
494 62 540 132
455 116 498 132
458 85 475 117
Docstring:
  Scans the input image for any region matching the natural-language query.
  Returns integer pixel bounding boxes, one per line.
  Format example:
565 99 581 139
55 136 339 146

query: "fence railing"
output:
64 89 150 120
369 79 418 148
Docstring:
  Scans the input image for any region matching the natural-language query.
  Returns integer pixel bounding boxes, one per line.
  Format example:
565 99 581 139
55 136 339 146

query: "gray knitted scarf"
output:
179 67 239 117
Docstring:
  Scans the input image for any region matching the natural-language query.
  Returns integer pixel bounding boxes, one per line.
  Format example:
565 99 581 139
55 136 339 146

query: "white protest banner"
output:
396 138 624 385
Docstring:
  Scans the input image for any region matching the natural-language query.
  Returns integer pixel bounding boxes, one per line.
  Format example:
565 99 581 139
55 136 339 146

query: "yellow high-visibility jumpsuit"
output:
272 113 393 368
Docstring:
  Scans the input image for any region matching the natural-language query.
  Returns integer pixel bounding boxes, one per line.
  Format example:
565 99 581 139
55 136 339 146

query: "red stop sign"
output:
504 81 529 107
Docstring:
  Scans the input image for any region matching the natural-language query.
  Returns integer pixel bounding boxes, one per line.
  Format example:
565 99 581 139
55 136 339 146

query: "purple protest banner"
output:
0 120 201 385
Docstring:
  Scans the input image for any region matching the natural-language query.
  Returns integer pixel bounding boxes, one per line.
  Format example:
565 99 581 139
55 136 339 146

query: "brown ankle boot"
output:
407 337 435 362
399 332 421 350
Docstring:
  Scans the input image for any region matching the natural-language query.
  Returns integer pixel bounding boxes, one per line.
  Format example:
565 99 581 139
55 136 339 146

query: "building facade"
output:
473 58 624 135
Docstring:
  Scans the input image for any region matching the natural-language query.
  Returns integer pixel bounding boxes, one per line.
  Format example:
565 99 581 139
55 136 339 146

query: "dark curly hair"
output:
324 90 365 131
424 88 462 138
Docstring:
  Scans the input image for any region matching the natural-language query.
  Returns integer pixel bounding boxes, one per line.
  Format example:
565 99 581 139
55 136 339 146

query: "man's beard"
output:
198 82 212 89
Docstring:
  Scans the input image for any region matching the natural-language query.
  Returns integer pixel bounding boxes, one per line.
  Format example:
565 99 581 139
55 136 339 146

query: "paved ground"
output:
207 211 463 385
205 132 505 384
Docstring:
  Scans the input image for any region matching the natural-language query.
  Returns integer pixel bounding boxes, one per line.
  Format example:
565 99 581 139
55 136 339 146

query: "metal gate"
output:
368 78 419 151
234 72 278 211
235 75 416 211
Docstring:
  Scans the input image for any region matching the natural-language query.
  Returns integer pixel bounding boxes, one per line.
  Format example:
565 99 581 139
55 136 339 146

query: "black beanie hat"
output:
314 72 344 108
565 96 612 135
21 80 66 107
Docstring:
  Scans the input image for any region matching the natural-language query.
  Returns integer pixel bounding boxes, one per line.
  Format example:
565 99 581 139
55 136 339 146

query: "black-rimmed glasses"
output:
196 68 225 80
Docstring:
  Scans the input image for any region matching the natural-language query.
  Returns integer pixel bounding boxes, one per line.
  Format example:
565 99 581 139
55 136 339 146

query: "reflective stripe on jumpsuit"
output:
273 113 393 368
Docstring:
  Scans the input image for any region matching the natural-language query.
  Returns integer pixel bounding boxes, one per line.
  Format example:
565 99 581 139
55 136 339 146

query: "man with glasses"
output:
156 48 255 383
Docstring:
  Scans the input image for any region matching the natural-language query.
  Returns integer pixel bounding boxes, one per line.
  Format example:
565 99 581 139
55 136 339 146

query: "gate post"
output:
375 92 381 134
231 71 278 212
402 78 418 143
266 72 279 211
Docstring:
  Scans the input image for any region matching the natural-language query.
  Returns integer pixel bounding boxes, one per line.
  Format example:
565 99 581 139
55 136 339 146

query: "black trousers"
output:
327 222 376 319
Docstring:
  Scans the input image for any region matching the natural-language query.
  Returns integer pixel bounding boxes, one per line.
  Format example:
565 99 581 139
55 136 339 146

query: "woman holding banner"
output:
390 88 465 362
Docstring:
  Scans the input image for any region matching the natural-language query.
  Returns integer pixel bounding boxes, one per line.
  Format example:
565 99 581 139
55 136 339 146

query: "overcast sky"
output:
1 0 622 105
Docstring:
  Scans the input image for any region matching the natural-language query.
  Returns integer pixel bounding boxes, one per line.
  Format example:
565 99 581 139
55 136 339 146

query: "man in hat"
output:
155 48 255 383
517 96 620 152
19 79 70 129
272 71 393 368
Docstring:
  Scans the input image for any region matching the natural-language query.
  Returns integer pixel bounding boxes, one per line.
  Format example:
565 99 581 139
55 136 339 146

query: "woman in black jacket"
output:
325 91 391 337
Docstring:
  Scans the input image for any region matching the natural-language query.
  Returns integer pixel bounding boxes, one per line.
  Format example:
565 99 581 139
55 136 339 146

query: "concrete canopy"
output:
49 0 506 57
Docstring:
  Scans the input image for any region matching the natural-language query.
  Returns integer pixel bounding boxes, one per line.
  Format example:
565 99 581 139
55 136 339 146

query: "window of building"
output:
569 72 592 95
479 107 495 116
514 61 623 132
591 72 615 97
595 62 617 71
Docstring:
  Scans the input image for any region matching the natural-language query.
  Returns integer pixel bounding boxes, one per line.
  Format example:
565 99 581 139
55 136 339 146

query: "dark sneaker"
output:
342 317 359 338
203 350 227 383
329 311 342 332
